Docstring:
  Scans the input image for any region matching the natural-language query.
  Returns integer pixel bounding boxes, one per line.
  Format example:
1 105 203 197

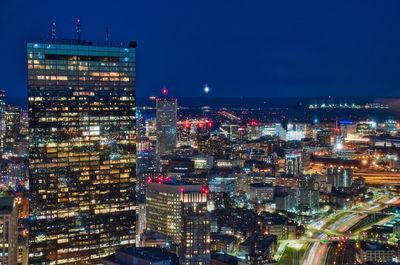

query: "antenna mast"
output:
106 26 110 44
51 22 56 43
76 19 81 40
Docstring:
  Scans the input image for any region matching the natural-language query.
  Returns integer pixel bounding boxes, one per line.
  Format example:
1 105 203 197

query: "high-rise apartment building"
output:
327 167 353 188
27 40 136 263
284 153 302 175
156 98 177 155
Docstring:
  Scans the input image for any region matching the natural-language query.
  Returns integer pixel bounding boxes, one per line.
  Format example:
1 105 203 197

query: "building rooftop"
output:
148 177 196 186
249 183 274 188
0 197 14 214
360 241 396 251
118 247 171 262
156 98 177 102
211 253 239 265
28 39 136 48
211 232 235 243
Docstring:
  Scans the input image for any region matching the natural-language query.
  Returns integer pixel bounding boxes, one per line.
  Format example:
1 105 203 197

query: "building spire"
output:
76 19 81 40
51 22 56 43
106 26 110 44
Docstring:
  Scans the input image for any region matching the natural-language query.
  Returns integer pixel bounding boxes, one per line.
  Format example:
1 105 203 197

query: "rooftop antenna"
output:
51 22 56 43
106 26 110 44
76 19 81 40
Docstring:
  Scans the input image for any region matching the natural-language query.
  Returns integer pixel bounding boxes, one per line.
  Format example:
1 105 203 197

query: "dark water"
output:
139 97 399 122
9 96 400 122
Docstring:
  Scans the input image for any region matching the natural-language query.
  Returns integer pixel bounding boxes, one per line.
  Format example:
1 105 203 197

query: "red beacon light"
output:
162 87 168 95
180 187 184 193
201 187 209 194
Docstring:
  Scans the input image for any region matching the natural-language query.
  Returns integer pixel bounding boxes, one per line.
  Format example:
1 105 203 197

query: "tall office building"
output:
136 150 161 199
5 106 20 155
146 178 210 264
182 191 211 265
27 40 136 263
156 98 177 155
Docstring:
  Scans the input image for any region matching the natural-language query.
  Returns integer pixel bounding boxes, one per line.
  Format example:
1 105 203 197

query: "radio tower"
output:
51 22 56 43
106 26 110 45
76 19 81 40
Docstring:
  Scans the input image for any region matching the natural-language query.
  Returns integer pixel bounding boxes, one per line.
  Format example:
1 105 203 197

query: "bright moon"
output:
204 85 210 93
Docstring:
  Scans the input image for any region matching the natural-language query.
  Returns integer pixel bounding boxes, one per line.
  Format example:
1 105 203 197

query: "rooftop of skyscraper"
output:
28 39 137 48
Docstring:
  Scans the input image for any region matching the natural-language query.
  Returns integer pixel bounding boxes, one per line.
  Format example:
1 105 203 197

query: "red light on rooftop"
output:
208 122 213 127
162 87 168 95
77 19 81 23
201 186 209 194
180 187 184 192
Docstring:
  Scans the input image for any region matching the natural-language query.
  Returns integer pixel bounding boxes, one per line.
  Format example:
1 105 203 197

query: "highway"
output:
354 171 400 185
278 190 397 265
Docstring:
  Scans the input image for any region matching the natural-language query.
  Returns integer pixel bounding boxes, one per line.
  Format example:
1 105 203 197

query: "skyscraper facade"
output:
0 197 18 265
5 105 20 155
146 179 193 245
284 153 302 175
27 41 136 263
156 98 177 155
146 179 210 265
182 191 210 265
327 167 353 188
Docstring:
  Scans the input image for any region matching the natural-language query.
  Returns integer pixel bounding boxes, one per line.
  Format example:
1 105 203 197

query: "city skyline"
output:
2 2 400 265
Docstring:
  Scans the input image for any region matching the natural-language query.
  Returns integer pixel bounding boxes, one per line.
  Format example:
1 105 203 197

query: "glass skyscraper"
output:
27 40 136 264
156 98 177 155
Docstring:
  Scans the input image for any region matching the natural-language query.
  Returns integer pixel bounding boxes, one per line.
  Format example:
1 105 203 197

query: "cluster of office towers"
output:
26 37 209 264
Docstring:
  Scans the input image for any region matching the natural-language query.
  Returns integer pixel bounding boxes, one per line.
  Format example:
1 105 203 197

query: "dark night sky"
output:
1 0 400 99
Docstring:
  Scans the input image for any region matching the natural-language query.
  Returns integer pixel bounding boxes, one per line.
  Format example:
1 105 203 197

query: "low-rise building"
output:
248 183 274 203
358 242 397 263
